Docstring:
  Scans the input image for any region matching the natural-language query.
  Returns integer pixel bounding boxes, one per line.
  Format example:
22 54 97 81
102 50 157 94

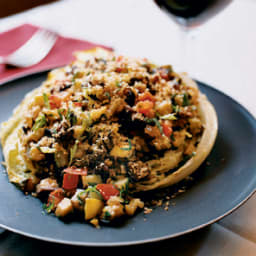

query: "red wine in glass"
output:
154 0 233 28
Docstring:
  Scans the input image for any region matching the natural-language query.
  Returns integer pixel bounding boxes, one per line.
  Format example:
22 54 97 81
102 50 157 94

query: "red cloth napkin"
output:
0 24 112 85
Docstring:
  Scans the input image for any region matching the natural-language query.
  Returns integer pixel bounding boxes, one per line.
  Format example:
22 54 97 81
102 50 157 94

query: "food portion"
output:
0 48 217 226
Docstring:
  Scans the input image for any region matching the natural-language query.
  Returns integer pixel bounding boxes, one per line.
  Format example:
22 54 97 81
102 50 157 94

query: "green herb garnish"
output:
82 112 92 132
119 182 129 198
121 139 132 151
69 140 78 165
43 93 50 109
145 118 163 134
66 108 77 126
32 114 46 131
57 108 64 120
104 211 111 219
43 201 54 214
160 113 177 121
172 105 179 113
183 93 190 106
77 194 84 206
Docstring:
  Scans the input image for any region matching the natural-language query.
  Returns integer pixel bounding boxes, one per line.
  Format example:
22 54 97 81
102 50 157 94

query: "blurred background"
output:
0 0 255 114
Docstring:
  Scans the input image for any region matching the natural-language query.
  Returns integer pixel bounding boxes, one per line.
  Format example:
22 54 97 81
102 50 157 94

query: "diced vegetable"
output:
39 146 56 154
64 167 88 176
182 93 190 106
120 139 132 151
136 100 155 118
84 198 104 220
114 177 129 191
110 144 132 158
36 178 59 194
107 196 124 206
49 95 62 109
102 204 124 220
49 92 70 109
138 91 156 102
160 113 177 121
55 198 73 217
71 189 85 211
43 93 50 108
62 173 79 190
48 188 65 209
125 198 144 216
96 184 119 201
32 114 46 131
82 174 102 188
90 218 100 228
161 121 173 137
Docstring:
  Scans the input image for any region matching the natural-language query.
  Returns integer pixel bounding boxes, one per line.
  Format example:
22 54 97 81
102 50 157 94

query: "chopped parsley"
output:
43 93 50 109
32 114 47 131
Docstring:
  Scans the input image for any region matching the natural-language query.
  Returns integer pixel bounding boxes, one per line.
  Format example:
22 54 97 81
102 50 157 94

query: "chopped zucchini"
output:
82 174 102 187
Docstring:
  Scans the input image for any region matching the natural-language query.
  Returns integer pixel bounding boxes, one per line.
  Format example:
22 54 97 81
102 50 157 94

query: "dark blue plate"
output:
0 72 256 246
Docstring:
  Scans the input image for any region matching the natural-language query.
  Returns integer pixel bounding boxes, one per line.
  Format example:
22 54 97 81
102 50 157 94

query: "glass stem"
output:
178 26 198 78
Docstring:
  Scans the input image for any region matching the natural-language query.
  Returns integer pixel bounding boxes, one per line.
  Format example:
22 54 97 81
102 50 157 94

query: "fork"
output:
0 29 57 68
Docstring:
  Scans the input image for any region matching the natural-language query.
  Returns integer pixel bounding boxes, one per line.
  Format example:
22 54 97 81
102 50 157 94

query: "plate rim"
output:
0 72 256 246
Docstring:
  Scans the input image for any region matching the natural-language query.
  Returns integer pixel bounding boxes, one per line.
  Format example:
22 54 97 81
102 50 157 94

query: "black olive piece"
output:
129 77 142 86
59 83 72 92
125 90 135 106
22 126 29 134
44 128 52 137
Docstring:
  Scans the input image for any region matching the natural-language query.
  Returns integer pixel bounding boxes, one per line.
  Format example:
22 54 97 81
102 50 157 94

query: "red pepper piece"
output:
62 173 79 190
48 188 65 208
63 167 88 176
96 184 119 201
162 121 173 137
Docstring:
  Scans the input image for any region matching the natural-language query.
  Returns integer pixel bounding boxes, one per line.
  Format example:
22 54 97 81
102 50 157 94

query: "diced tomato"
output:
137 100 155 118
138 91 156 102
63 167 88 176
62 173 79 190
49 95 62 109
74 102 82 107
49 92 70 109
48 188 65 208
96 184 119 201
161 121 173 137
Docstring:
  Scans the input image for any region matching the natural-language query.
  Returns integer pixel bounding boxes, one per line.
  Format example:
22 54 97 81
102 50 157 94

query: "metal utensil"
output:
0 29 57 67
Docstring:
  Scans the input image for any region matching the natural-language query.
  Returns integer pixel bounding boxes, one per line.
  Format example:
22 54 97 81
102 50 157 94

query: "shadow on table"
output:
0 227 211 256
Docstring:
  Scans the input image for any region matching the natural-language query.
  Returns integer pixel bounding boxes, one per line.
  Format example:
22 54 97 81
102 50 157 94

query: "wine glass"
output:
154 0 233 74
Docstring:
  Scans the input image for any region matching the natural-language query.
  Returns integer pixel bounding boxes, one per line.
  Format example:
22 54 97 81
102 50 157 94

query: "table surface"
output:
0 0 256 255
